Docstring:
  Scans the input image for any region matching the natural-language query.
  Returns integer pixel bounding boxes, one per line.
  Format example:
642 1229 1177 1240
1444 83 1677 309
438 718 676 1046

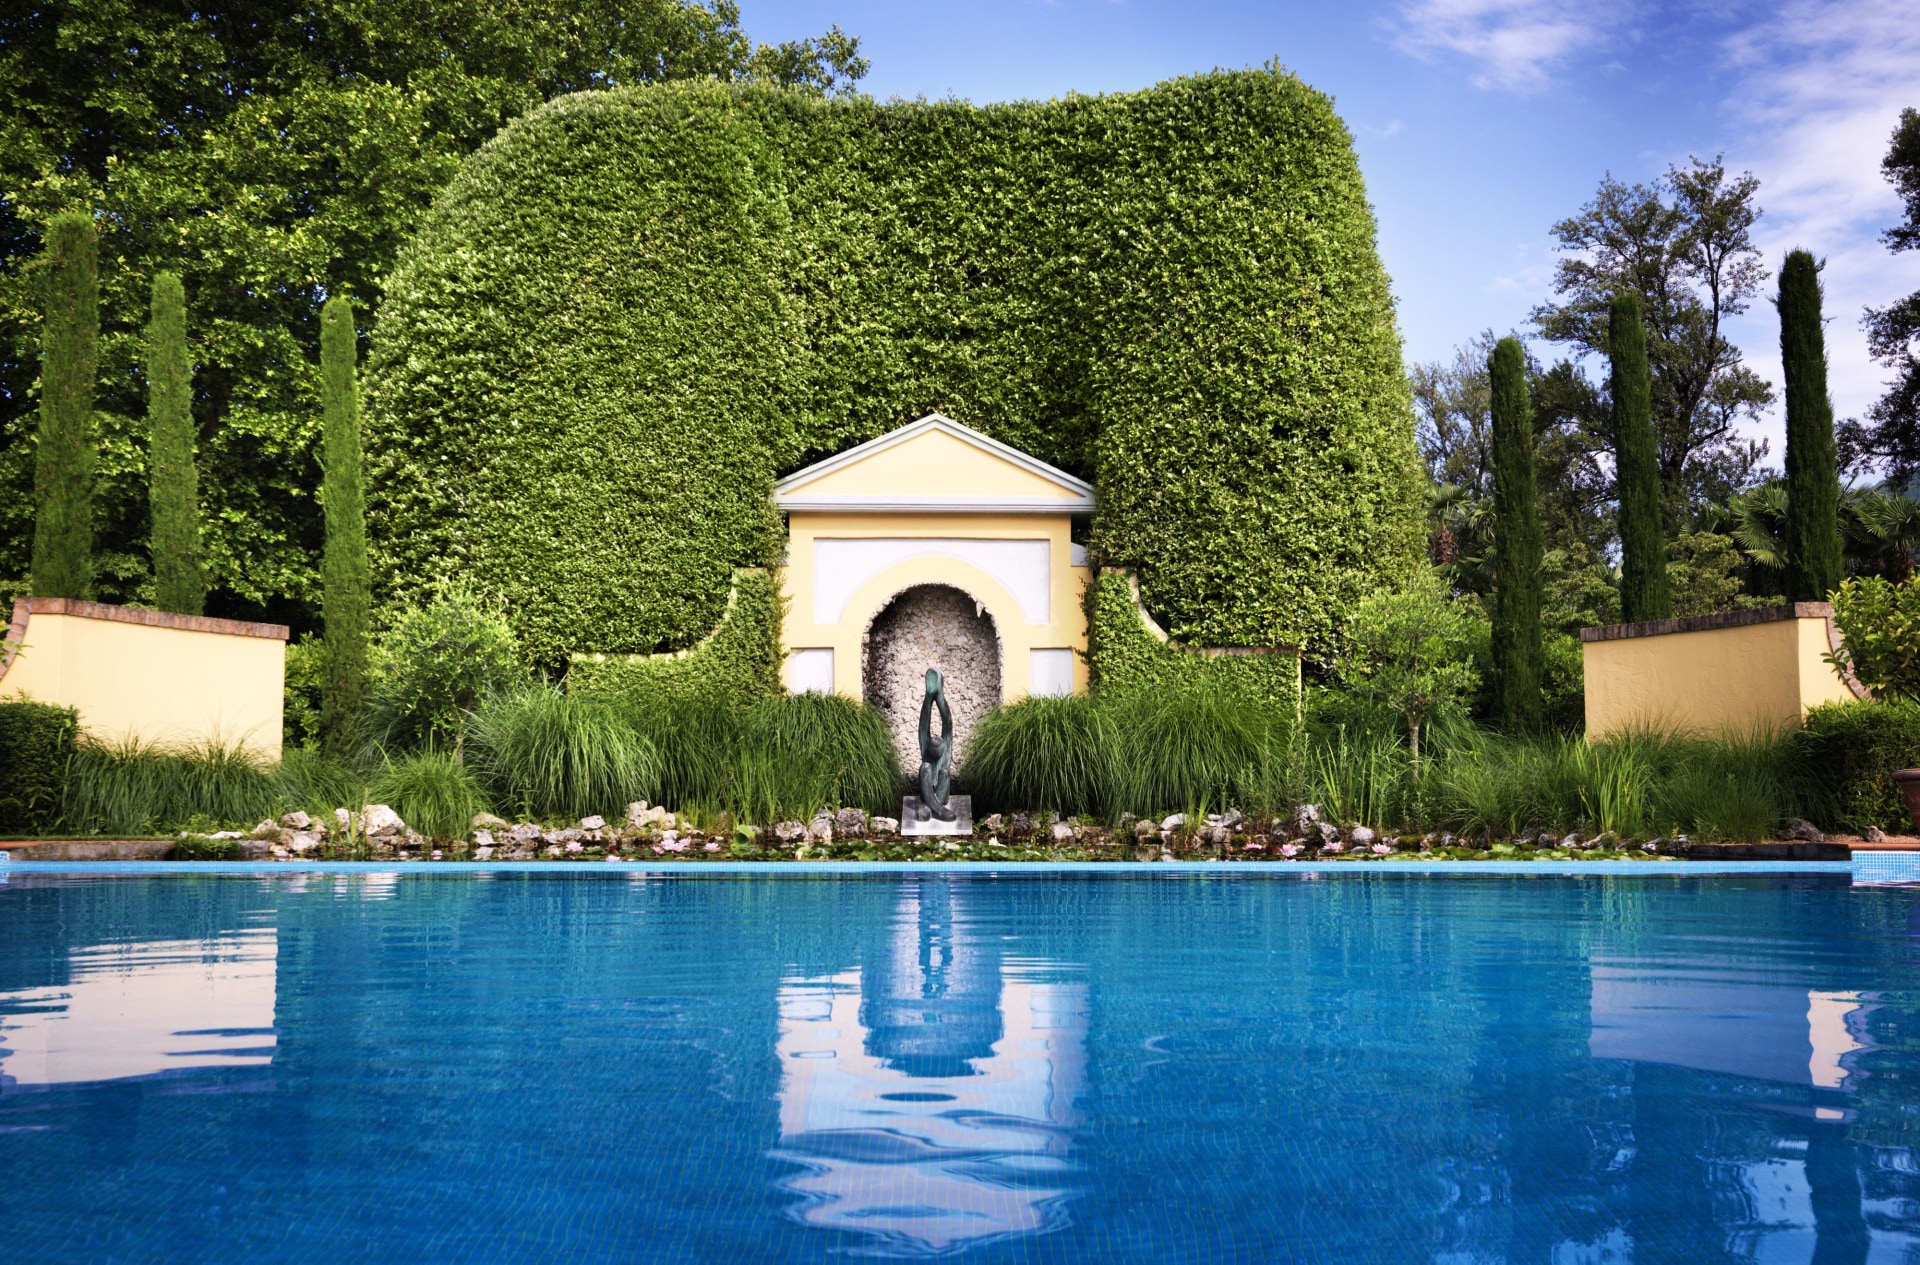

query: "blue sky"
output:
747 0 1920 466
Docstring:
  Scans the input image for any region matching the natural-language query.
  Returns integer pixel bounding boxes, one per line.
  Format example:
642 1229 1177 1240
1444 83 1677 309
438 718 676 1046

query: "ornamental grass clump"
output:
740 692 900 817
368 749 487 842
1108 681 1292 818
961 694 1120 819
468 686 658 820
63 738 282 836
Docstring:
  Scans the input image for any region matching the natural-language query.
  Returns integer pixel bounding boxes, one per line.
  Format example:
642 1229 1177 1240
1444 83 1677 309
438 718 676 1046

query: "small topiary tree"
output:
31 212 98 600
146 272 203 614
1341 569 1482 763
1779 249 1844 602
1611 291 1670 623
320 296 370 757
1489 336 1543 731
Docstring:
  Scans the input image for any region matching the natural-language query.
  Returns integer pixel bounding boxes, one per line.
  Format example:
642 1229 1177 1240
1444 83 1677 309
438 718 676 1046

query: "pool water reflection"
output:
1 871 1918 1263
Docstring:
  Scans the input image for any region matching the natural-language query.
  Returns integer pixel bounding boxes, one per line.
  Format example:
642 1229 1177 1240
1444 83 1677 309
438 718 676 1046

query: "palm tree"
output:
1846 487 1920 583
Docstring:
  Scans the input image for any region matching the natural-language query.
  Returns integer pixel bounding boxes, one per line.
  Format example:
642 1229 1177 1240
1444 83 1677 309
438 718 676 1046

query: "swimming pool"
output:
3 867 1917 1262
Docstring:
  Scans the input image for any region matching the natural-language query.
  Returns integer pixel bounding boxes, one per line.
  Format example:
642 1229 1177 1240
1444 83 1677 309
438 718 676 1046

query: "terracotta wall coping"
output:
9 598 290 642
1579 602 1833 643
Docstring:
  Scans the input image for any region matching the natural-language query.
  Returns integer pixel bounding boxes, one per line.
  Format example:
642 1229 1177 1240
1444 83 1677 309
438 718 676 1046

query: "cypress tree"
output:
319 297 370 755
1489 337 1544 730
1611 292 1671 623
30 212 98 599
147 273 204 614
1779 249 1843 602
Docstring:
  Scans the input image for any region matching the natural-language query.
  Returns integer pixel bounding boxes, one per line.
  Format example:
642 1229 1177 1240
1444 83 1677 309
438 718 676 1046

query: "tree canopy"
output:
0 0 866 624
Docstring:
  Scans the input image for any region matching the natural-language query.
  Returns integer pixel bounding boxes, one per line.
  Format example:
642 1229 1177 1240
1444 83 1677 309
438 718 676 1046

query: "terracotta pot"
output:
1894 769 1920 833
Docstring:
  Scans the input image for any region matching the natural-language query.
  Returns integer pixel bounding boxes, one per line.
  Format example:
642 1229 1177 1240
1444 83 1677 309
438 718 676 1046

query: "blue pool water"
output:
3 869 1919 1263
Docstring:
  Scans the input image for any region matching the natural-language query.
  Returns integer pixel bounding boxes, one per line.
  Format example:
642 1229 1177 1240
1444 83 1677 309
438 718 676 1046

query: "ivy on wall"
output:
367 70 1422 666
1083 569 1301 711
567 568 784 708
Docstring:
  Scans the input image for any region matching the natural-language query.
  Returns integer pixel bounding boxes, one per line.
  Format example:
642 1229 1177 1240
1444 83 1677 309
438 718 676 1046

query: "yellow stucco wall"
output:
1583 613 1858 737
0 601 287 758
782 512 1091 700
797 429 1083 503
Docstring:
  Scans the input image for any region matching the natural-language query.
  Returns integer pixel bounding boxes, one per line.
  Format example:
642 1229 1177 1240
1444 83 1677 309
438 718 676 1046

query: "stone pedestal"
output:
900 795 972 837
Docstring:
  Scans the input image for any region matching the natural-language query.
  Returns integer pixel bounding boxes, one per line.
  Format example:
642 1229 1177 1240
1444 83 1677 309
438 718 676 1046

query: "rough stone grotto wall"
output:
863 585 1003 776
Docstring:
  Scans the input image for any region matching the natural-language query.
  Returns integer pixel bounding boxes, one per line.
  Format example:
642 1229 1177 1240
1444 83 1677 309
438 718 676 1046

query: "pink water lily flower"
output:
1243 842 1264 851
704 841 721 852
1280 843 1301 858
1371 843 1393 854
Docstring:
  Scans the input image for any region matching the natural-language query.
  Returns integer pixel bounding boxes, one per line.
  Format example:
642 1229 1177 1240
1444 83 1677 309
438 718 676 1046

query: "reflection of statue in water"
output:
915 668 956 822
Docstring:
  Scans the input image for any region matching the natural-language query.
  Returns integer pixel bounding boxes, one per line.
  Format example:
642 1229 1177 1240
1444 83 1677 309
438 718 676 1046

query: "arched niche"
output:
862 584 1003 775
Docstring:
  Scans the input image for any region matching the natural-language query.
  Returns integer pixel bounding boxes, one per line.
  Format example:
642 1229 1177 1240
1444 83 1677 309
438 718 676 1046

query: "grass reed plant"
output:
961 694 1119 818
367 749 487 842
469 686 659 820
63 737 282 835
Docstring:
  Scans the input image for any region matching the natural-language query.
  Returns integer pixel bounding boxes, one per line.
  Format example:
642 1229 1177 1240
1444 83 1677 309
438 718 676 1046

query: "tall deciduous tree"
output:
146 272 202 614
320 297 369 755
1778 250 1843 602
1845 108 1920 482
1489 337 1544 730
0 1 868 620
1533 158 1773 519
30 211 95 599
1612 292 1671 622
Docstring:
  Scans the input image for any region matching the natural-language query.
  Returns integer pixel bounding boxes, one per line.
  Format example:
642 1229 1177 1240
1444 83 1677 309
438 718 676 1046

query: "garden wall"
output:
0 599 288 757
1581 604 1863 738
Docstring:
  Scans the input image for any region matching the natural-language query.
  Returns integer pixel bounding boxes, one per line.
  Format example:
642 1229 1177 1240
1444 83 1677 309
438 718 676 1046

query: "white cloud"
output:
1717 0 1920 450
1391 0 1622 92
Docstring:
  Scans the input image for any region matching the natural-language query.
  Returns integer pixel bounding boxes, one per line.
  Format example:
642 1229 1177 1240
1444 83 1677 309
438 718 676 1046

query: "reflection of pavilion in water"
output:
0 929 277 1087
773 879 1087 1255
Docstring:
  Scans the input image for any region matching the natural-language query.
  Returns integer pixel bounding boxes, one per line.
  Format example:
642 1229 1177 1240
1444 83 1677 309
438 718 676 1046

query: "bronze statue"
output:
915 668 956 821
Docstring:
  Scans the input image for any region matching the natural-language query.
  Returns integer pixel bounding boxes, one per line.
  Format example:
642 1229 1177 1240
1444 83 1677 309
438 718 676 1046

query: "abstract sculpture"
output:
915 668 956 822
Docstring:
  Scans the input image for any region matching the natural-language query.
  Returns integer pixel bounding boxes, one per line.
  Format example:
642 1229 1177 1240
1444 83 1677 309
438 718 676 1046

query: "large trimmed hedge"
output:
368 72 1423 665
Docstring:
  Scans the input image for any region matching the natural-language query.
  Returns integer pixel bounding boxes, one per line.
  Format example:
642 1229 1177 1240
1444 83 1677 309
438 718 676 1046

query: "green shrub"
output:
276 746 368 816
173 837 243 860
368 72 1421 665
1082 570 1302 708
368 581 525 752
283 636 326 750
961 694 1120 818
1340 570 1483 761
468 686 658 820
1829 577 1920 702
368 749 487 842
0 700 78 834
1794 700 1920 832
62 738 281 836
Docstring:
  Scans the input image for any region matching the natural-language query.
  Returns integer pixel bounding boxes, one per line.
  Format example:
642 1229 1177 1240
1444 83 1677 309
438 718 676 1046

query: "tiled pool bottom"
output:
3 872 1918 1264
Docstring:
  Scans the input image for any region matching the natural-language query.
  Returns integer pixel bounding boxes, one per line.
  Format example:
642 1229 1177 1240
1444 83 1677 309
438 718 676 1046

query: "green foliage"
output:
145 272 202 614
1667 531 1779 616
320 297 370 756
275 746 367 816
31 211 96 600
1829 576 1920 702
1779 250 1844 601
1653 730 1790 844
368 749 487 842
0 1 866 615
0 700 77 833
1854 107 1920 482
568 569 783 707
283 637 325 750
368 582 524 751
62 737 281 836
1489 336 1543 730
1082 570 1301 709
1794 700 1920 832
1108 681 1295 819
369 72 1422 663
961 694 1120 819
1611 292 1671 622
1340 570 1482 760
467 686 658 820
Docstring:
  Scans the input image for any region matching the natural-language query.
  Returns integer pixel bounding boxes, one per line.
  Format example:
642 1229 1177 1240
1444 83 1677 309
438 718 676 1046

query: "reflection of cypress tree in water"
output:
861 877 1003 1078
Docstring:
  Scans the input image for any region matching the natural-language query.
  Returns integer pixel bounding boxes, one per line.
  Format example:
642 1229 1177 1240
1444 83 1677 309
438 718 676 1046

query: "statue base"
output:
900 795 972 837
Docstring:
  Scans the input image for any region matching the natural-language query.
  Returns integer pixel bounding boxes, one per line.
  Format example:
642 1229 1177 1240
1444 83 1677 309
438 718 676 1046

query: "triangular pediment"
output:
773 414 1095 514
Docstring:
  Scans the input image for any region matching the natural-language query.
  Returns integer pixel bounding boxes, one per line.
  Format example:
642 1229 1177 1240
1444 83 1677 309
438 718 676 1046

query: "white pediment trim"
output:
773 413 1096 513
